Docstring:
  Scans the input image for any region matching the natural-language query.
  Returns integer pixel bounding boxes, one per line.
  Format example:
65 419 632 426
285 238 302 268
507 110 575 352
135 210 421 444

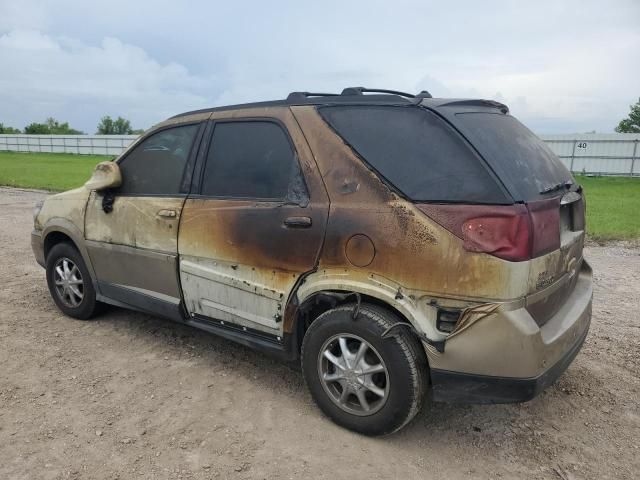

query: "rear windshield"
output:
453 113 574 200
318 106 509 203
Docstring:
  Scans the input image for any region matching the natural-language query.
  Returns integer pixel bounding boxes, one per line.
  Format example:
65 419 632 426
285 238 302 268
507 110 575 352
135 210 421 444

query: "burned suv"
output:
32 87 592 435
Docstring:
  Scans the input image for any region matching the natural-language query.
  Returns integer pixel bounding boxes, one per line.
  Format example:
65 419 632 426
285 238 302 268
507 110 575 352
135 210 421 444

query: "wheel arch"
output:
286 273 435 359
44 230 75 259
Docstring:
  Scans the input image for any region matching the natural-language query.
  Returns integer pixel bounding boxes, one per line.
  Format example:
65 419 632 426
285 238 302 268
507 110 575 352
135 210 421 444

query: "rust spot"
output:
409 222 438 248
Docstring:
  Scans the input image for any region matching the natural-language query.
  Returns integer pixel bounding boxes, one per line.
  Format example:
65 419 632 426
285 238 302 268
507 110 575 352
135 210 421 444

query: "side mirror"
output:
84 161 122 191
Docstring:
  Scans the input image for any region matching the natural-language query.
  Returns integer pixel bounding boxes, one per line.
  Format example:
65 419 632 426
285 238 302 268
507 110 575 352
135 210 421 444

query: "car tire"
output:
45 242 102 320
301 303 428 436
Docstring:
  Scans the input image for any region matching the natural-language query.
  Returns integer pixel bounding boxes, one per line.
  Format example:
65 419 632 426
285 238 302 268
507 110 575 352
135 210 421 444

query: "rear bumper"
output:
31 230 45 267
428 261 592 404
430 316 590 403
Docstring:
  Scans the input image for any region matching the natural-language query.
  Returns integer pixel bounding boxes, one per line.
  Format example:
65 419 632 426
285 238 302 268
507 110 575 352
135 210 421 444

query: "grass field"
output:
0 151 638 240
0 151 107 192
577 176 640 241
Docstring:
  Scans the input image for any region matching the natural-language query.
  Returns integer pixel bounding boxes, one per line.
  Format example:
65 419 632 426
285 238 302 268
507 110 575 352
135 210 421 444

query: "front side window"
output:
118 124 198 195
201 121 306 201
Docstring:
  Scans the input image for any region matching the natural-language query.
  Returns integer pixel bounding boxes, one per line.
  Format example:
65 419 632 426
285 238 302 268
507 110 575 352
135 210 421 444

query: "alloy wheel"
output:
318 334 389 416
53 257 84 308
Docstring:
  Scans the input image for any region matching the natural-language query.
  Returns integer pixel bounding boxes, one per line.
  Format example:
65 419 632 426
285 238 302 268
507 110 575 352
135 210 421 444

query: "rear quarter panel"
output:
291 106 530 302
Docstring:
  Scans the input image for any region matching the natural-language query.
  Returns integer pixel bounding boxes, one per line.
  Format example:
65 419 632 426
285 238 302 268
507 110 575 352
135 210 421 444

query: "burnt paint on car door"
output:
178 108 329 335
84 122 203 311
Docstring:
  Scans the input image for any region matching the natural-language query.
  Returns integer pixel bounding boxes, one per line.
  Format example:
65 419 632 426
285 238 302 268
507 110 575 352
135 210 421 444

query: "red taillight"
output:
528 197 561 257
462 214 531 261
416 200 560 262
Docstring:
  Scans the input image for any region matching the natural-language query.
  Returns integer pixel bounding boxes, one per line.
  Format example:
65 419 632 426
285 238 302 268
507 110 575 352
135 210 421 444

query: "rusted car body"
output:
32 88 592 433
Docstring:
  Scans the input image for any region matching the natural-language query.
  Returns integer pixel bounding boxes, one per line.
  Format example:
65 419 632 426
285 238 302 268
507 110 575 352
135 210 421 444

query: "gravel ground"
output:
0 187 638 480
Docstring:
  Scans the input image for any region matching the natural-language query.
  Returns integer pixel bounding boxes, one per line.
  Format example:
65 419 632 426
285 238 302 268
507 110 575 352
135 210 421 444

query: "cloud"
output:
0 0 639 133
0 29 214 132
457 31 640 134
0 0 47 31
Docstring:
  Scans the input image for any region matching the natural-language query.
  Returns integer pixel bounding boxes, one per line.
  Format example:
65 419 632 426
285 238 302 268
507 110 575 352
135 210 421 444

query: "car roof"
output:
170 94 412 119
170 87 509 119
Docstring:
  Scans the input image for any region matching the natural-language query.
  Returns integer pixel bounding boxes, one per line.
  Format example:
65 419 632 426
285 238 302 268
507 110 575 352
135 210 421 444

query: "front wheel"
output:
301 304 428 435
45 242 101 320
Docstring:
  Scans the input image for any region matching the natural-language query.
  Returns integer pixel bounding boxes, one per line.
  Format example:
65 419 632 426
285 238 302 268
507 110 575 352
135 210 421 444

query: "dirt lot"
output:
0 187 638 480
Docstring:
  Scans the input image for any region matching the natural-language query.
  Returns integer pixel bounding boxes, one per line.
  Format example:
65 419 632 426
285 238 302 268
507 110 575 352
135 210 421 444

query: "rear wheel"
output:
301 303 428 435
46 242 101 320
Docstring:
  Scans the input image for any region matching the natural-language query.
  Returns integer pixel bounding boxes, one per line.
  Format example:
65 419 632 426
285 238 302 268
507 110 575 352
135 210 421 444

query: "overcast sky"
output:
1 0 638 134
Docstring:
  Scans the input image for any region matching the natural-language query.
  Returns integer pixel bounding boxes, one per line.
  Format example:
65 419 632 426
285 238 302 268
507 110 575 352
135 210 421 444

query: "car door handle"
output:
283 216 312 228
157 209 177 218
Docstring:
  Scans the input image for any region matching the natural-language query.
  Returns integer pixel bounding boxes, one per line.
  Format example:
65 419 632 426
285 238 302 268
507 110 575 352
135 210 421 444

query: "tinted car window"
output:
453 113 574 201
319 106 508 203
118 124 198 195
202 121 304 200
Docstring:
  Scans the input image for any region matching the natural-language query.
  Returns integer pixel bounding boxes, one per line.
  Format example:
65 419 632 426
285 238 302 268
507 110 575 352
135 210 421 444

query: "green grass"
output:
575 175 640 241
0 151 108 191
0 152 638 240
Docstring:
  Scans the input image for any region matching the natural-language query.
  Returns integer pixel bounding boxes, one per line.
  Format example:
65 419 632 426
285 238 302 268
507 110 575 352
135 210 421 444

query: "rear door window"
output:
453 113 574 201
318 105 508 203
201 121 306 201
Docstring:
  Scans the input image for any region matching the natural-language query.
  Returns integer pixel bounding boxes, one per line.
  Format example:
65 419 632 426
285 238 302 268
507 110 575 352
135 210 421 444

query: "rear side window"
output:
201 121 305 200
318 106 508 203
453 113 574 201
118 124 198 195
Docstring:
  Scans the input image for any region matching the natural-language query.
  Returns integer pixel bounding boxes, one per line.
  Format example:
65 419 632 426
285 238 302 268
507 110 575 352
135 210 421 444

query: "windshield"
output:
453 112 574 201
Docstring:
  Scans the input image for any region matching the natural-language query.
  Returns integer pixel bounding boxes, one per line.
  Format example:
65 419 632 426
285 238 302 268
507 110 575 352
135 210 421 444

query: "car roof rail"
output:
340 87 432 99
286 91 341 101
341 87 414 98
286 88 434 104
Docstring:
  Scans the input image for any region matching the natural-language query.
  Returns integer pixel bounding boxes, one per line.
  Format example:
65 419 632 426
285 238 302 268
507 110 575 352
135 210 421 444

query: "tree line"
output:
0 116 145 135
615 98 640 133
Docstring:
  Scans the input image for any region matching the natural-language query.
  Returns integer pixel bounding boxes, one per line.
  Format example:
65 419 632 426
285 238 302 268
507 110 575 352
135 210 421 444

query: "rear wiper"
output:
539 180 573 195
